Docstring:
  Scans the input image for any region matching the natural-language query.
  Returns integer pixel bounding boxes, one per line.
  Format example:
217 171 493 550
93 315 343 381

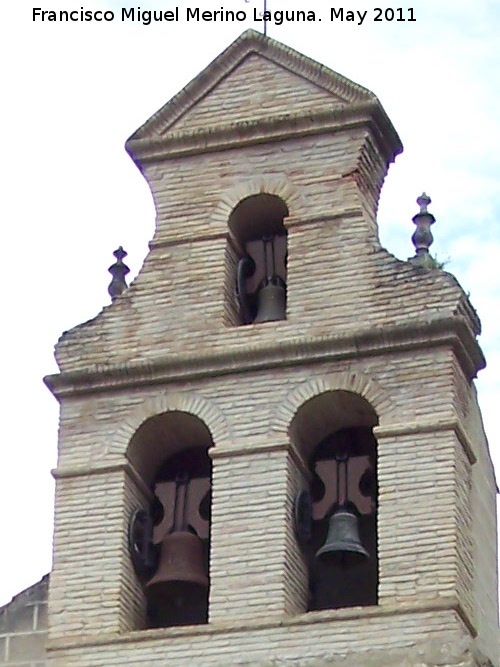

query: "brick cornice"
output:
126 101 401 165
44 316 484 399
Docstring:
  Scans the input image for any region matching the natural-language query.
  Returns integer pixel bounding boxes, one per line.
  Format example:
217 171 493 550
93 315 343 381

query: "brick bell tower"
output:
44 30 498 667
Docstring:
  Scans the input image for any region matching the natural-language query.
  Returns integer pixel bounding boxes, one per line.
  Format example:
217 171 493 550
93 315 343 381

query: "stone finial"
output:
108 246 130 300
411 193 436 265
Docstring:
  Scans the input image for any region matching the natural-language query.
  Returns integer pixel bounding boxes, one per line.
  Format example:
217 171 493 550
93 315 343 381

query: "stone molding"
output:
375 418 477 465
45 316 485 399
51 460 154 500
227 641 483 667
209 439 311 480
45 597 473 651
126 102 400 164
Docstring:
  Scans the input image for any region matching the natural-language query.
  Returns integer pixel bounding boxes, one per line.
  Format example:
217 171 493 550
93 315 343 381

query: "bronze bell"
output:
146 530 208 605
254 277 286 323
316 504 369 568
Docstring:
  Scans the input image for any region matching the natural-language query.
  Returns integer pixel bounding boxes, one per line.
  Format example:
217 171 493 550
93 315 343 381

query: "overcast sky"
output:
0 0 499 606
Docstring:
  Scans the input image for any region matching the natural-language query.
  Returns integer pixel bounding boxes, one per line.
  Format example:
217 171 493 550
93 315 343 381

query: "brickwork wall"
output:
0 576 48 667
45 30 497 667
55 351 459 472
209 448 290 621
283 452 309 615
454 433 474 622
445 356 499 663
464 384 498 663
49 471 126 638
47 349 482 640
119 472 149 632
54 132 469 374
377 429 469 606
168 53 347 133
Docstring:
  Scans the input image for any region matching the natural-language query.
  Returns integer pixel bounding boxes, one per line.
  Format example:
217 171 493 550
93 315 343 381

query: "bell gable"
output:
128 29 378 143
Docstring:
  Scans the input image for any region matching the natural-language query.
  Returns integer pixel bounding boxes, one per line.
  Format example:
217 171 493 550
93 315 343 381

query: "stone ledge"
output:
228 640 487 667
51 460 153 501
230 638 484 667
375 419 477 465
46 597 474 651
126 102 400 164
44 316 484 399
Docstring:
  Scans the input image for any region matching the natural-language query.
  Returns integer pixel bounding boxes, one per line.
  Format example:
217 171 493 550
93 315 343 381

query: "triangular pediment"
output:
129 30 377 141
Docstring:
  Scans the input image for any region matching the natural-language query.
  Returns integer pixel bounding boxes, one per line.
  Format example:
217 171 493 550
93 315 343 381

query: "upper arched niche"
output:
226 193 289 326
127 410 214 488
228 193 289 244
289 390 378 460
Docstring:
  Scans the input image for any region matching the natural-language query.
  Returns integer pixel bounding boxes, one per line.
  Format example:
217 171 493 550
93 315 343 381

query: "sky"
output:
0 0 499 607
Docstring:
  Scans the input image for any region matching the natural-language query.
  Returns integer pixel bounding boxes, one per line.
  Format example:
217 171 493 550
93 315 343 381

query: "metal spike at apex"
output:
245 0 268 35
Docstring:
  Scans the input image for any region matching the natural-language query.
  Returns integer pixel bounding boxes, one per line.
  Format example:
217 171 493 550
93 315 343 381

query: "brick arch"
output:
209 176 306 227
272 371 396 436
106 391 232 458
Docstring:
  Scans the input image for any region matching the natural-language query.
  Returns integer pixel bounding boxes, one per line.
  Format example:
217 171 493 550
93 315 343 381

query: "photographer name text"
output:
32 7 417 26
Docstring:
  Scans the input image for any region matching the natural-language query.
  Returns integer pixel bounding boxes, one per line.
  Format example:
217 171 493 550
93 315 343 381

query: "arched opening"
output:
127 411 213 628
225 193 289 326
290 391 379 611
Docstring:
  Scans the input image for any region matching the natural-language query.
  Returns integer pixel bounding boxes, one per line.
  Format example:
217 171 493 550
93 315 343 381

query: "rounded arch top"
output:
209 176 306 231
107 391 231 479
228 193 288 243
127 411 214 486
273 371 396 458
